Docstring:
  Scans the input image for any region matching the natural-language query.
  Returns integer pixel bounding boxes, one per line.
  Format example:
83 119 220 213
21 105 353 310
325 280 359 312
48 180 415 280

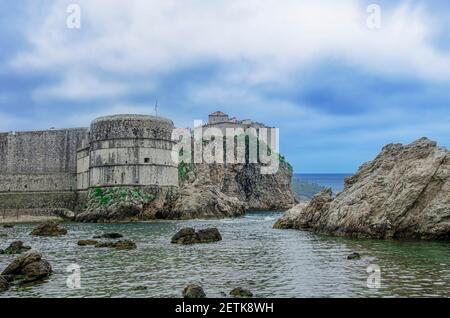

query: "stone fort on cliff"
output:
0 114 178 217
0 111 273 218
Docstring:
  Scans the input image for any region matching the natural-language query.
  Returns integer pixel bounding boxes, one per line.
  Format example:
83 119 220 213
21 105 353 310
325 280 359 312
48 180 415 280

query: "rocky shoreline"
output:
274 138 450 240
73 161 296 223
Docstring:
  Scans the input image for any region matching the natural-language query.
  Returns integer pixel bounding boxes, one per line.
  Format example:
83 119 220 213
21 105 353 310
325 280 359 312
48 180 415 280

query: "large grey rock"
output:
0 276 9 292
95 239 137 250
1 250 52 283
273 202 309 229
171 227 222 245
186 162 297 210
52 208 75 220
230 287 254 298
159 186 246 219
277 138 450 240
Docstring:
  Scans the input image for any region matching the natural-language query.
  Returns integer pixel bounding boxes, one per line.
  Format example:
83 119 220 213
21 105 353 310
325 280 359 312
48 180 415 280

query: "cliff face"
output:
275 138 450 240
184 162 297 211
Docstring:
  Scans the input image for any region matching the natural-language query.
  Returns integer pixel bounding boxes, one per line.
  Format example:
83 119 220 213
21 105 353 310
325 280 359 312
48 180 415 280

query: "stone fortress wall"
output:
0 114 179 218
0 111 286 219
78 114 178 190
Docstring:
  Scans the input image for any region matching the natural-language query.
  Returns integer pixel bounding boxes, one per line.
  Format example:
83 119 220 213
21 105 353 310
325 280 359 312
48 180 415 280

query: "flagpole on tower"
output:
155 98 158 118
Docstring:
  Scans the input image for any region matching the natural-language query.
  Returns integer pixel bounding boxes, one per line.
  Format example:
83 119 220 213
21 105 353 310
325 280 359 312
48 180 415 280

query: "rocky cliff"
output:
181 162 297 210
274 138 450 240
75 160 294 222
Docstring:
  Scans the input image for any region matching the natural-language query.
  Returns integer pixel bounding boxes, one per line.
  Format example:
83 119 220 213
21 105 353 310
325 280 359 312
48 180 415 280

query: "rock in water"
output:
95 240 137 250
93 233 123 239
189 162 297 210
182 284 206 298
0 276 9 292
1 250 52 283
197 228 222 243
230 287 254 298
51 209 75 220
30 221 67 236
77 240 98 246
171 228 197 244
3 224 14 228
276 138 450 240
171 228 222 245
347 252 361 260
0 241 32 255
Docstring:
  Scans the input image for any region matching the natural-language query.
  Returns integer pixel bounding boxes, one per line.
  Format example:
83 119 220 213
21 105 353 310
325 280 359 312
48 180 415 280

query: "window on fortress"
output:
144 158 150 163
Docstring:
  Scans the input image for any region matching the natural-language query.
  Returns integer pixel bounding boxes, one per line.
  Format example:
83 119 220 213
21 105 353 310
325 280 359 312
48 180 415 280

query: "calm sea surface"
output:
1 213 448 298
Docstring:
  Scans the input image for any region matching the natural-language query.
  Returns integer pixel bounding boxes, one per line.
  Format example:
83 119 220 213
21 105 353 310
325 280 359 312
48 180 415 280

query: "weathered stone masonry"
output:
0 114 179 218
0 128 88 217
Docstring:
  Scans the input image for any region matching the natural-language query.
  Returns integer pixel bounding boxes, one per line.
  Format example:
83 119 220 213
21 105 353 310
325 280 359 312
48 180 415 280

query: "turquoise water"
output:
1 212 448 298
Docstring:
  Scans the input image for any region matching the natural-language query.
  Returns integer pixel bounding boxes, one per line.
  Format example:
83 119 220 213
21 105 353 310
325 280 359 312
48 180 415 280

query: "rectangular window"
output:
144 158 150 163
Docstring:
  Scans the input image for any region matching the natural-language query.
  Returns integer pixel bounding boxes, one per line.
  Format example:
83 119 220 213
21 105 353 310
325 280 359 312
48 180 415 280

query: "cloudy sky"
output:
1 0 449 173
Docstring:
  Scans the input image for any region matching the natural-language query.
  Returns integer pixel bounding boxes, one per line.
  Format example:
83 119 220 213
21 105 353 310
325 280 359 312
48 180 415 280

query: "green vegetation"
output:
178 160 196 182
234 133 293 171
89 187 155 206
278 154 293 171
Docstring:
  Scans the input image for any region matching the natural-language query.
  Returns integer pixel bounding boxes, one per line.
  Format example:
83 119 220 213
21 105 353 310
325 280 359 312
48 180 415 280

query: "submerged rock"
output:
3 224 14 229
230 287 253 298
182 284 206 298
77 240 98 246
95 239 137 250
93 233 123 239
0 241 31 255
276 138 450 240
171 227 222 245
30 221 67 236
1 250 52 283
347 252 361 260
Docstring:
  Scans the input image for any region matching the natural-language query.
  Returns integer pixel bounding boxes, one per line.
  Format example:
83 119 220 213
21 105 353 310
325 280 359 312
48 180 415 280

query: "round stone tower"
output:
87 114 178 188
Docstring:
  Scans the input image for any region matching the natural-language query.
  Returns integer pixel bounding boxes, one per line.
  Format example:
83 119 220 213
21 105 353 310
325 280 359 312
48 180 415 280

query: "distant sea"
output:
293 173 352 194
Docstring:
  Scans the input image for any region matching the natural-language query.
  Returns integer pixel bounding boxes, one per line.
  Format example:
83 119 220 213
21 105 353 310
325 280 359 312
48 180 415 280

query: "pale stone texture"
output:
159 185 246 219
185 162 297 211
276 138 450 240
